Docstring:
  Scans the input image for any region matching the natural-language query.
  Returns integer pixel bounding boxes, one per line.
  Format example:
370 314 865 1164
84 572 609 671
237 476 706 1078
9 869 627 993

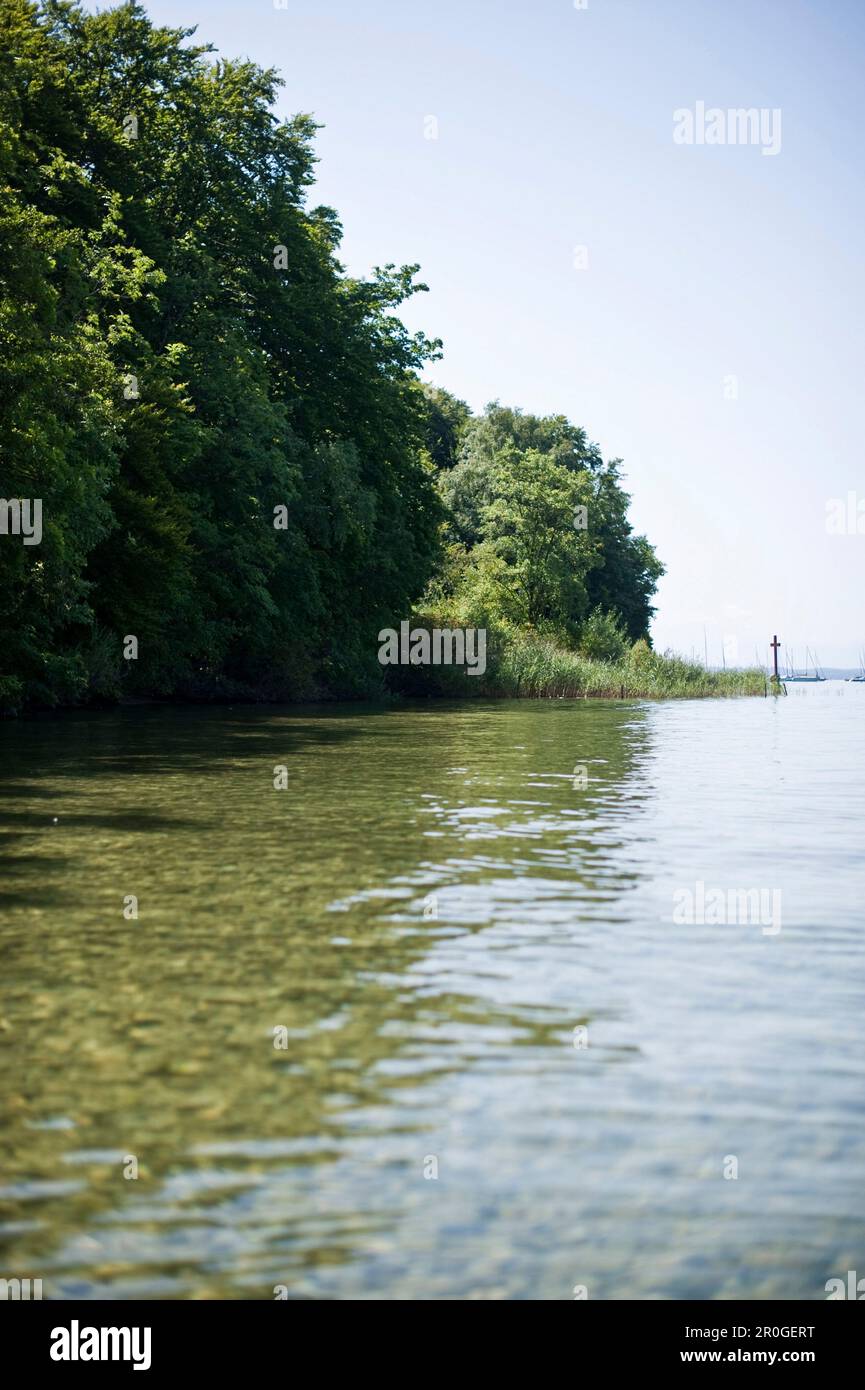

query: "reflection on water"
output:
1 687 863 1299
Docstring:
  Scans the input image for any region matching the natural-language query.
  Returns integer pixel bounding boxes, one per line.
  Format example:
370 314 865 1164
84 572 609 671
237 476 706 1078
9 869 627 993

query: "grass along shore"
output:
385 620 768 700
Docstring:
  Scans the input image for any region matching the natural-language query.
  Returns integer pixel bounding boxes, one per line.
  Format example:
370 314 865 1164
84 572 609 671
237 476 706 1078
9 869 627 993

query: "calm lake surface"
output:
1 684 863 1300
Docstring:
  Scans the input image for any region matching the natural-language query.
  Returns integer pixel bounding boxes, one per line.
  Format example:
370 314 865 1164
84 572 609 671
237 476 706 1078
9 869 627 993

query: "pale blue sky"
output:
134 0 864 666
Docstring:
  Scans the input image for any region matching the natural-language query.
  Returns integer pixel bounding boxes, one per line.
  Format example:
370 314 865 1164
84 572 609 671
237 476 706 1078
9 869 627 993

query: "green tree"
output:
578 606 630 662
584 461 665 641
420 384 471 470
0 0 442 709
432 401 663 646
464 449 597 636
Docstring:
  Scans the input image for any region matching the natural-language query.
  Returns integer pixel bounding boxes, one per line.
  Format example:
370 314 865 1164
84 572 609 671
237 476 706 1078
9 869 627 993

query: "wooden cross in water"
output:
770 634 781 680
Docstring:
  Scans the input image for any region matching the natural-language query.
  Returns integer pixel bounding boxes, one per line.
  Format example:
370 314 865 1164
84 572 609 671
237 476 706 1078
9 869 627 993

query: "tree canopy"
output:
428 402 664 647
0 1 662 712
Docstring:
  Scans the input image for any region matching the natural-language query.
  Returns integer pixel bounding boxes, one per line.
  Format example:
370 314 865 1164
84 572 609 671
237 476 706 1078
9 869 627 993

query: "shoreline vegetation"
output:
1 4 758 716
386 619 768 701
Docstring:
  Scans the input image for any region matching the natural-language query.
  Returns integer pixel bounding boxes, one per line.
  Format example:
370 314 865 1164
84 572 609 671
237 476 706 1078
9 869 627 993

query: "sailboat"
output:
784 646 825 682
848 648 865 682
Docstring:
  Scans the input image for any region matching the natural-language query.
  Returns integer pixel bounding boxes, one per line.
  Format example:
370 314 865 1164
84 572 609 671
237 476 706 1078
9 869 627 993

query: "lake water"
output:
1 683 863 1300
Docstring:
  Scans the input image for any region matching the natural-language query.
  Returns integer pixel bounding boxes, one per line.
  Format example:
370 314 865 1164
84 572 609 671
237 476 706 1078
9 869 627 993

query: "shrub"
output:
578 607 630 663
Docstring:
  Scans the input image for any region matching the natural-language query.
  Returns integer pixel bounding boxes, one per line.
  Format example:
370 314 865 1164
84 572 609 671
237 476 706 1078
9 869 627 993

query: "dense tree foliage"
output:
420 385 471 471
0 2 662 713
427 402 664 648
0 0 441 709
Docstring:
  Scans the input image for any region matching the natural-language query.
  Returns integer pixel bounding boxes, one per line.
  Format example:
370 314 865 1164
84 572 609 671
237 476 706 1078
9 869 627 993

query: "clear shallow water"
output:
1 684 863 1300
